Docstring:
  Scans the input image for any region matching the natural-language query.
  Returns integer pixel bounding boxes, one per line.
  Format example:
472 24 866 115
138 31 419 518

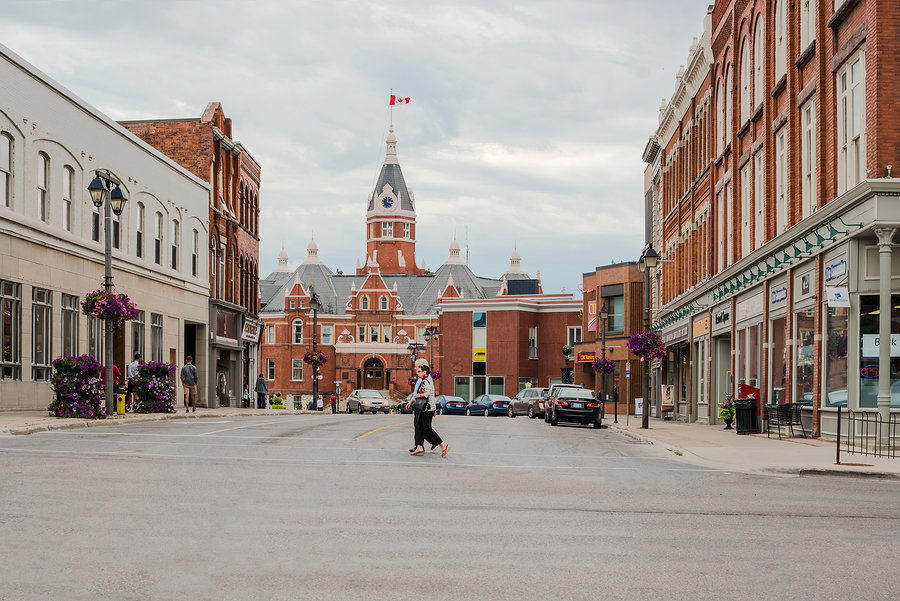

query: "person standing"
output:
329 393 337 414
406 359 449 457
180 356 199 413
316 395 324 412
242 384 251 408
254 373 268 409
126 353 142 409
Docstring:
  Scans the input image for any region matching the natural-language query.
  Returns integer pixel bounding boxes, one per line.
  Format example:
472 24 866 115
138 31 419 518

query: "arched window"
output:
360 295 369 310
171 219 179 270
753 15 764 109
774 0 786 80
292 319 303 344
1 132 12 207
62 165 74 231
380 295 388 310
725 65 733 142
37 151 49 222
739 37 751 124
136 202 145 258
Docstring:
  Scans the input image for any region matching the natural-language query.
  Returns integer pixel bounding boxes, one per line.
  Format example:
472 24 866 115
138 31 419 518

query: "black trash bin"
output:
734 397 759 434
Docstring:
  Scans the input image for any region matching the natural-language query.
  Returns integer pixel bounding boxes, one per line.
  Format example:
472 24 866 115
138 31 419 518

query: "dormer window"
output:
290 299 295 309
360 295 369 310
380 296 388 310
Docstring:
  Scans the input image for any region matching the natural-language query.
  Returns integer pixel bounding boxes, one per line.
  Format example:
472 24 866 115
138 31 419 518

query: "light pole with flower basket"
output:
309 289 322 407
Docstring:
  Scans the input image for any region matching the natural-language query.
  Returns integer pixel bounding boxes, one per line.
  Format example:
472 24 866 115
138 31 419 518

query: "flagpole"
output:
389 87 393 129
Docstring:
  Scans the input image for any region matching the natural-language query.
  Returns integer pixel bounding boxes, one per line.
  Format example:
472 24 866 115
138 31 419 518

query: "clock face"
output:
381 196 393 208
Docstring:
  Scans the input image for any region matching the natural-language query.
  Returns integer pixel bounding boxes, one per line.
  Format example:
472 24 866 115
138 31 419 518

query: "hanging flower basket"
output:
626 329 667 360
591 358 615 374
81 289 138 328
303 350 327 366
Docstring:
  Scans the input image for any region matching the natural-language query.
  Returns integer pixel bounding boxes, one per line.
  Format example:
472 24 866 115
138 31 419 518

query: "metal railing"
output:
835 407 899 463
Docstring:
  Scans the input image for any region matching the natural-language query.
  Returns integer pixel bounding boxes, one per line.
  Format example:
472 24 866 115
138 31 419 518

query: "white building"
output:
0 43 211 410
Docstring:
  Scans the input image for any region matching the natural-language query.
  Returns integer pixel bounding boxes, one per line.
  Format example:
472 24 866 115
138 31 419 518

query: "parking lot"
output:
1 413 898 601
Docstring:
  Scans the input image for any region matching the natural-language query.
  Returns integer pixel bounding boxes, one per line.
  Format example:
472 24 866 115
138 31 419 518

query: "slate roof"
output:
367 163 414 212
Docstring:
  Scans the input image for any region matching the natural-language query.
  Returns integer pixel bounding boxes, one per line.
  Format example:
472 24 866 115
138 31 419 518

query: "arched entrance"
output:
362 357 385 390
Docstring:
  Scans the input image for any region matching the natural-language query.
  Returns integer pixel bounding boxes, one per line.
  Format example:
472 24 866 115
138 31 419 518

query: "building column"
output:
875 228 895 423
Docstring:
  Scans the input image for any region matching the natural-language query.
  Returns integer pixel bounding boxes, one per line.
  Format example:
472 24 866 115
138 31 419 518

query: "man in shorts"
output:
180 356 199 413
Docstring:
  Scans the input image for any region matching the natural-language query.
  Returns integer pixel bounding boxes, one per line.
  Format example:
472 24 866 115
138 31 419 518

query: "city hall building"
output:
643 1 900 435
0 43 210 409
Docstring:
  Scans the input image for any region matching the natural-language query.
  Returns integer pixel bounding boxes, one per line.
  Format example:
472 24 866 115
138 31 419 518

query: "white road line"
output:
199 419 290 436
36 431 352 441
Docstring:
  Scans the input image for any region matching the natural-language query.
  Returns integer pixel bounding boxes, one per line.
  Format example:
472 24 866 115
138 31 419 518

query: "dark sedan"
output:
437 395 468 415
549 388 602 428
467 394 511 416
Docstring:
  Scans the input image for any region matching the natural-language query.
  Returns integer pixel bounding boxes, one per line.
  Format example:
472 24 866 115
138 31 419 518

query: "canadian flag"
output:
390 94 411 105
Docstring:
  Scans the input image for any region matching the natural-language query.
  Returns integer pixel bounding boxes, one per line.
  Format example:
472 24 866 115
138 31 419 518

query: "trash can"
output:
734 397 759 434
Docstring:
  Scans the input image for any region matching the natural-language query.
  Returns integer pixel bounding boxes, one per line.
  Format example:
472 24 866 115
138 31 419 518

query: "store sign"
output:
860 365 879 379
825 286 851 308
472 348 487 361
587 301 597 332
735 293 764 322
825 259 848 283
861 334 900 358
770 286 788 305
576 351 596 363
240 320 262 343
714 309 730 327
662 324 689 345
692 316 710 339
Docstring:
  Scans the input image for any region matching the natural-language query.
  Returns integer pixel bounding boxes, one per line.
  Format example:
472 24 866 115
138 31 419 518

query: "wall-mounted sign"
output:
735 293 764 322
692 315 710 339
825 286 851 308
825 259 848 282
473 348 487 361
240 320 262 343
714 309 730 327
770 286 788 305
801 273 811 296
626 362 631 379
587 301 597 332
861 334 900 358
576 351 596 363
662 323 689 345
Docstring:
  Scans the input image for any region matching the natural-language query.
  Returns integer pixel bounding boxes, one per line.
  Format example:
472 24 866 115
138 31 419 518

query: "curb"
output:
607 423 689 457
794 467 899 480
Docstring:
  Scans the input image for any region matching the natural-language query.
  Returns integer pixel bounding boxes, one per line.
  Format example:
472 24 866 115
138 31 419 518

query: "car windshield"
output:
359 391 384 399
561 390 595 400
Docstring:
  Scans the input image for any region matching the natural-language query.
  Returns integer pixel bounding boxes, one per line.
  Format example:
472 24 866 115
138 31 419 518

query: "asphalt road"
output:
0 413 898 601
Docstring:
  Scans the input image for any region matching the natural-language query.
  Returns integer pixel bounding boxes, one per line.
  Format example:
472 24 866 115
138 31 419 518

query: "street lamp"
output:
87 171 128 416
600 302 614 423
406 341 426 380
423 325 439 381
637 244 659 429
561 345 573 384
309 288 321 408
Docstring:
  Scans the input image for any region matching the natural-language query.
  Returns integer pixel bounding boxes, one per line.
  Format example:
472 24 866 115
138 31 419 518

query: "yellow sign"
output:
473 348 486 362
693 315 710 339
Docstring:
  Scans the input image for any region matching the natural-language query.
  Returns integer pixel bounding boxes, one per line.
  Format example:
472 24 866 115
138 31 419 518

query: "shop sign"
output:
662 323 689 345
861 334 900 358
587 301 597 332
770 286 788 305
692 315 710 339
576 351 596 363
240 319 262 343
714 309 730 328
735 293 764 322
473 347 487 361
860 365 879 379
825 259 848 283
825 286 850 308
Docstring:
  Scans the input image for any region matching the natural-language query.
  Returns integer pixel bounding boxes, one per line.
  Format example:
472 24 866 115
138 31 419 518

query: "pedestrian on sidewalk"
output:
126 353 142 410
329 393 337 414
406 359 449 457
180 356 199 413
242 384 251 408
317 395 324 411
254 373 268 409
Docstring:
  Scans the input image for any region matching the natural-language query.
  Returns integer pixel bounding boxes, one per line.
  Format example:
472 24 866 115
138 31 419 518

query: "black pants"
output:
414 409 442 447
257 393 266 409
330 402 337 414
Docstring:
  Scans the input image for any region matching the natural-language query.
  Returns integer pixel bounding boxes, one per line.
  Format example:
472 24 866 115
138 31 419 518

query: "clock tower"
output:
358 127 424 275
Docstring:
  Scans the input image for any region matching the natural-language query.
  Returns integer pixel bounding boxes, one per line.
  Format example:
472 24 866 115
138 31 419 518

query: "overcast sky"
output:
2 0 710 294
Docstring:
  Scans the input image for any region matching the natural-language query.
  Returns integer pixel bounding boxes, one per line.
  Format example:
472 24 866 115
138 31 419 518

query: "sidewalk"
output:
608 417 900 479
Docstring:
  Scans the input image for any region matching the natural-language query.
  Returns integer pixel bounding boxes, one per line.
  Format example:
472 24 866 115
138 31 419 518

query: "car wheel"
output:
550 410 559 426
466 408 471 416
346 403 352 414
484 410 489 417
507 406 515 418
528 406 535 419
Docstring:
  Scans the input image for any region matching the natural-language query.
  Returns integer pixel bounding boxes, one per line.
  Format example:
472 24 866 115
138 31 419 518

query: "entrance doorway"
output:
712 336 732 424
363 357 385 390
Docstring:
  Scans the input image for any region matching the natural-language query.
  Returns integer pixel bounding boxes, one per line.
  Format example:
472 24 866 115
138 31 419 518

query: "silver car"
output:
346 389 390 414
508 387 545 417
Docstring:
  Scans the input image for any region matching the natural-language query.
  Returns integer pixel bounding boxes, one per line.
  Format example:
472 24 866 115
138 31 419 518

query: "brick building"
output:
573 262 645 416
643 1 900 434
121 103 262 406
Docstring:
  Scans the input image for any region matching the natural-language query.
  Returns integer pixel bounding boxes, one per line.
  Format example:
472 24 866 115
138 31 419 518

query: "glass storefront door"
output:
859 294 900 409
794 310 816 404
770 317 787 403
736 324 761 392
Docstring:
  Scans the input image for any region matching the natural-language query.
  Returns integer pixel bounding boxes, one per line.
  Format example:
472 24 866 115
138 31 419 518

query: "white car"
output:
346 389 390 414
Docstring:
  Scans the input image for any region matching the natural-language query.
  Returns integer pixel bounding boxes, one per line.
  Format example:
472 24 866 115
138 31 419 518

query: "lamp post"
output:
561 346 573 384
637 244 659 429
424 325 439 381
406 342 425 379
599 302 613 423
309 289 321 408
87 171 128 416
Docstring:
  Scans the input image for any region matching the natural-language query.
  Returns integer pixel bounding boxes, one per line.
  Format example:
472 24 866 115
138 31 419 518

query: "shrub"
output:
48 355 106 419
132 361 177 413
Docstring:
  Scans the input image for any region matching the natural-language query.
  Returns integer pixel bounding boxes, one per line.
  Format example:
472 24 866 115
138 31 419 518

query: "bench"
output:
765 403 807 439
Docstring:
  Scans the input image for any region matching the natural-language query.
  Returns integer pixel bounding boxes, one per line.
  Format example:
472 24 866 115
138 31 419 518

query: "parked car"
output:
466 394 511 416
544 384 583 422
547 388 602 428
436 395 468 415
345 389 390 414
398 392 414 414
508 387 546 418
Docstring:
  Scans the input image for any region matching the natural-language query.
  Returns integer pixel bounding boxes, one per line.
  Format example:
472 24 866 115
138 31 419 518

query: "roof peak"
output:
384 126 399 165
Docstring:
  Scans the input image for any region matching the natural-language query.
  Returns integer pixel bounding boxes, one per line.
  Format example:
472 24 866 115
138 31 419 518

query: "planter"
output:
723 418 734 430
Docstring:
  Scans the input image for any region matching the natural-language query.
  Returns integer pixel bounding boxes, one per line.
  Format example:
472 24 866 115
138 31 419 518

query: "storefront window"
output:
737 325 760 392
795 311 815 403
770 317 787 403
825 307 849 407
454 376 470 401
859 294 900 409
488 376 504 395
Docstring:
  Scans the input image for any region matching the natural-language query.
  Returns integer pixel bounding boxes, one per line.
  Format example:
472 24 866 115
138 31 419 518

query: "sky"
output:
1 0 711 295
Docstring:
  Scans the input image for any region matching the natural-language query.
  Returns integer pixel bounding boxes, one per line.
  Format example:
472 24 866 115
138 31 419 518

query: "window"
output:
825 306 849 407
290 299 296 309
154 212 163 264
300 300 305 309
716 189 725 271
801 99 817 219
171 219 179 270
37 152 48 222
1 280 22 380
62 166 74 231
87 316 103 362
753 16 764 109
150 312 163 362
716 80 725 154
768 130 784 238
369 325 379 344
795 310 815 403
112 212 120 249
1 133 11 207
267 324 275 343
609 295 625 332
754 152 764 248
800 0 815 52
31 288 52 381
380 296 388 310
726 182 734 265
403 222 410 238
136 203 144 258
267 358 275 380
739 37 751 124
724 65 733 141
292 358 303 381
360 295 369 310
322 324 333 345
61 293 78 356
132 310 145 359
91 203 101 243
358 325 366 343
567 326 582 348
488 376 505 396
528 325 537 358
837 47 866 194
218 249 225 299
740 165 751 257
381 221 393 237
417 325 428 344
191 230 198 277
774 0 786 80
382 325 391 343
292 319 303 344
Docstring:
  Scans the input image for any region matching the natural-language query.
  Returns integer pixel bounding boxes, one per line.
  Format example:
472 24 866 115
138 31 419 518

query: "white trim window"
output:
87 315 103 362
528 325 537 357
403 222 411 238
726 182 734 266
380 295 388 310
62 166 74 232
716 80 725 155
218 249 225 299
753 151 764 249
154 212 163 265
171 219 179 270
381 221 393 237
136 203 144 259
382 325 391 343
801 99 817 218
292 319 303 344
360 295 369 310
150 313 163 363
725 66 733 141
0 132 11 207
61 293 78 356
740 165 751 258
112 211 121 250
267 324 275 344
37 152 49 222
321 324 333 345
358 325 366 343
774 0 787 80
717 189 725 271
800 0 815 52
31 288 52 381
753 16 764 109
132 310 145 359
739 37 751 124
775 127 788 234
567 326 582 347
291 358 303 381
267 358 275 381
836 46 866 194
191 229 198 277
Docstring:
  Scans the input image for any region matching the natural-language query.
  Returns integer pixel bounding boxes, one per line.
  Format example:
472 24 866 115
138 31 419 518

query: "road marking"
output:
354 421 408 440
199 420 291 436
36 431 351 441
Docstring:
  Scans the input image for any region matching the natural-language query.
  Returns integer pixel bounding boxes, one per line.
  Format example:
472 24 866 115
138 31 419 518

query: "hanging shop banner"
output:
576 351 596 363
825 286 851 308
587 301 597 332
241 319 262 343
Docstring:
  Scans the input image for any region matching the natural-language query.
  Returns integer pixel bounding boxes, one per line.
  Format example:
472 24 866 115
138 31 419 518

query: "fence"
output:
835 407 899 463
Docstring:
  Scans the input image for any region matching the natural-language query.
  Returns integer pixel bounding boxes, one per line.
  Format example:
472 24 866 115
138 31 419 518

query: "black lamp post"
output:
561 346 573 384
87 171 128 416
424 325 439 374
637 244 659 429
600 302 614 423
309 288 322 408
406 341 425 379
